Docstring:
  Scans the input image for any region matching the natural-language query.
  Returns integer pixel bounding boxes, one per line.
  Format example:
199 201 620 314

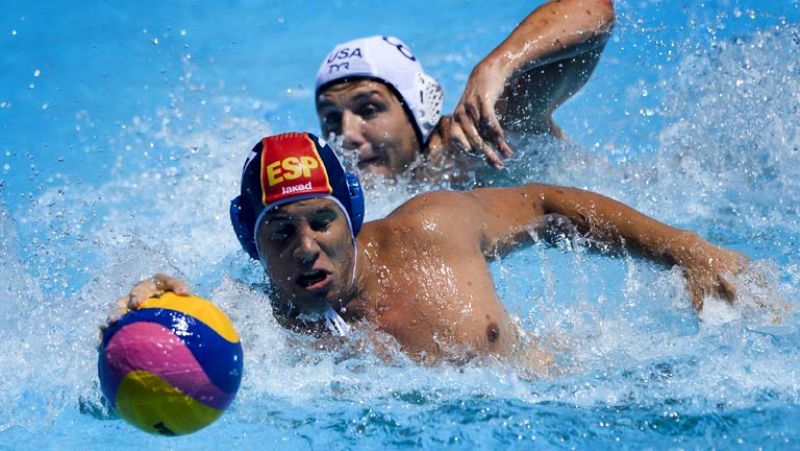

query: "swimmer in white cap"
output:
314 0 616 180
119 132 748 375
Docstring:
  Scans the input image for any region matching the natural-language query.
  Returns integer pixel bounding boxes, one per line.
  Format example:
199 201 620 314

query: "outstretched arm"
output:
437 0 615 168
441 183 746 310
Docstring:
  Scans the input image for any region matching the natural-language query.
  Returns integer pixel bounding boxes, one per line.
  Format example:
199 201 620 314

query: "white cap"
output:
315 36 444 146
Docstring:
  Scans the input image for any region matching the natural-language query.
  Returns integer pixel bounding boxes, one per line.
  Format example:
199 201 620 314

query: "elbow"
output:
591 0 616 35
573 0 616 31
589 1 616 50
604 1 617 30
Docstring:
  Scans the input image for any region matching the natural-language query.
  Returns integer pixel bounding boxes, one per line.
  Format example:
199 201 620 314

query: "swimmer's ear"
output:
230 195 259 260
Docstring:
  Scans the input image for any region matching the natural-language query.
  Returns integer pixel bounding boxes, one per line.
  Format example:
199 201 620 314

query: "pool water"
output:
2 0 799 448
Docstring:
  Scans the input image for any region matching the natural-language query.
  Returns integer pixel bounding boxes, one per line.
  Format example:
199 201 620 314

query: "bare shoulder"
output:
392 190 469 215
391 185 554 220
364 190 478 243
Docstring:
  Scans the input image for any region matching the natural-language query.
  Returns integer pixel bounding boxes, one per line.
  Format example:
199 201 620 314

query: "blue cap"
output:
230 132 365 260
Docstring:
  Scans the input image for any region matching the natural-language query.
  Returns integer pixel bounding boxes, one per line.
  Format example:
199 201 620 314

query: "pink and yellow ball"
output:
98 292 243 435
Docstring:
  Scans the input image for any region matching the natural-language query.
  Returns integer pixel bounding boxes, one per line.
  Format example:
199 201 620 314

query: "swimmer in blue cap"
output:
314 0 616 180
122 131 748 374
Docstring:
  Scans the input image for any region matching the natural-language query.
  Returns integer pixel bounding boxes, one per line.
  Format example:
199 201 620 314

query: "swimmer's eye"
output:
357 103 380 120
310 215 335 232
268 225 294 243
322 111 342 130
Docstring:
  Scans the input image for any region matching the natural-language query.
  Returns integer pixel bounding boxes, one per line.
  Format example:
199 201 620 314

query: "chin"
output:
288 295 326 313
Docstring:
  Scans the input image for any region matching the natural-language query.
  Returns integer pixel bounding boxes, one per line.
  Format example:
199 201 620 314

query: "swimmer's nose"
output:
340 110 366 151
293 229 321 265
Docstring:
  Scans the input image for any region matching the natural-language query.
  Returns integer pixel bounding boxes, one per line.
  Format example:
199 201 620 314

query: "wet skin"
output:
258 196 542 368
252 184 745 371
316 80 420 177
256 199 356 314
117 184 745 374
315 0 616 177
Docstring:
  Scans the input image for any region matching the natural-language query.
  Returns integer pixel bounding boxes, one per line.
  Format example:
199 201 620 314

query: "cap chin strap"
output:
323 307 351 337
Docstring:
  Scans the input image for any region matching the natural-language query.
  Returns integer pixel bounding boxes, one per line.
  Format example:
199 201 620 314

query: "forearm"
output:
536 185 700 265
481 0 615 80
464 182 696 263
467 183 745 310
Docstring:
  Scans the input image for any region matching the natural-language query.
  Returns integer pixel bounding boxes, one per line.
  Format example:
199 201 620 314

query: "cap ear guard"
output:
346 172 364 236
229 196 259 260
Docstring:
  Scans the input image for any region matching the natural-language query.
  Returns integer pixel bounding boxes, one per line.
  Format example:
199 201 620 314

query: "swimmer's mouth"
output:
296 270 332 291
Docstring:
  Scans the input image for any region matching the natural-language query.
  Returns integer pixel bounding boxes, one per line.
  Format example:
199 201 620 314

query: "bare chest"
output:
362 254 517 363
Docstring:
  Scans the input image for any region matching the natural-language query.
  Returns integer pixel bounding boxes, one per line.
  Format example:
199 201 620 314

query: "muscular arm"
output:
438 0 615 167
426 183 745 310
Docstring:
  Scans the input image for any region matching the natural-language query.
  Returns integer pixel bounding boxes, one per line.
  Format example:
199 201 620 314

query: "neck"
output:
338 236 373 320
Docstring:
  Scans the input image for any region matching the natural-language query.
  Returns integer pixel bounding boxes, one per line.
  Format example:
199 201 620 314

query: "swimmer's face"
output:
256 197 355 313
316 79 420 177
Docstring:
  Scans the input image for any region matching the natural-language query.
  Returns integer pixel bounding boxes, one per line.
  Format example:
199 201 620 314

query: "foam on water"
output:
1 1 800 448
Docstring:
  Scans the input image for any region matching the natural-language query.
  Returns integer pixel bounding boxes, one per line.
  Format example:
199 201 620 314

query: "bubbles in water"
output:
3 3 800 446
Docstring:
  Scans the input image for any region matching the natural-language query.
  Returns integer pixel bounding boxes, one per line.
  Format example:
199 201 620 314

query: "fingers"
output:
448 115 471 154
106 294 133 324
688 270 738 312
103 274 192 329
689 283 705 311
464 98 508 168
453 101 504 169
151 273 191 295
128 273 191 306
716 273 737 304
479 100 513 159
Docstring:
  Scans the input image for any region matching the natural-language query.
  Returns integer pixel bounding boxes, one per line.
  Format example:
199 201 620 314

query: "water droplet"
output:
41 103 48 110
180 29 187 36
33 69 40 77
11 30 17 36
3 164 9 171
152 38 159 45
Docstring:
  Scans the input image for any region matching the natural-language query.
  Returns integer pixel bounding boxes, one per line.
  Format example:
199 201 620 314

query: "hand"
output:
104 273 191 326
449 60 514 169
671 234 748 310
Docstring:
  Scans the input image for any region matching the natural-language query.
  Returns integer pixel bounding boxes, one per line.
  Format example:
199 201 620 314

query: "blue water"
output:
2 0 800 448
